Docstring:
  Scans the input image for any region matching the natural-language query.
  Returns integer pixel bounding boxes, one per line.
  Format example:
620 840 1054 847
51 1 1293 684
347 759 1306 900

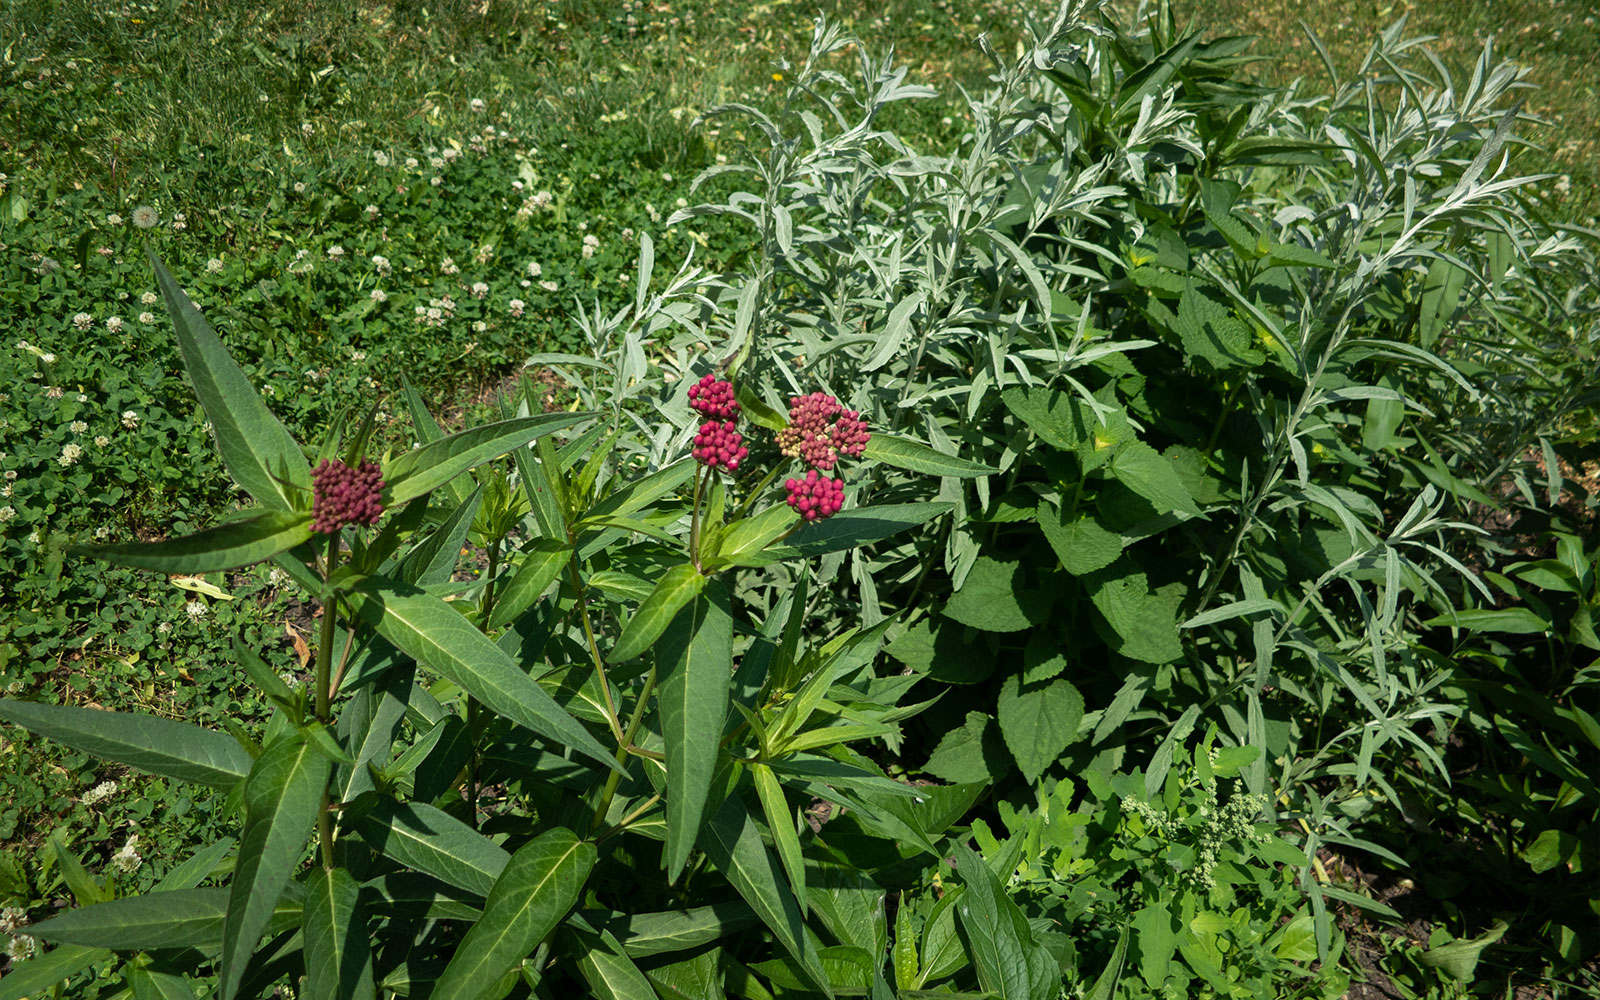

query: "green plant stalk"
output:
315 531 339 871
567 557 626 745
591 665 657 833
463 538 502 830
689 463 705 570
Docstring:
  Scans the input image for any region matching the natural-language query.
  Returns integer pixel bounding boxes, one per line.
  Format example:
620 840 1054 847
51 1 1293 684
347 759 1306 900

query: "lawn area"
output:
0 1 1595 997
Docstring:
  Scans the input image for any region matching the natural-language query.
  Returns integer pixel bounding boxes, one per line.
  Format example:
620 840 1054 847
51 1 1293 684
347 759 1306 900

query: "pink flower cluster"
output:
785 469 845 521
687 373 739 420
776 392 870 473
311 458 385 534
692 420 747 470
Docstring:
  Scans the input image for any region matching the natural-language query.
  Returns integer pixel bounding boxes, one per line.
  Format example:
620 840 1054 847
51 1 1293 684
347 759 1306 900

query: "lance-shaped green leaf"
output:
595 902 760 957
385 413 595 507
656 579 733 882
953 844 1040 1000
580 457 696 525
566 923 658 1000
352 798 510 898
703 798 831 996
610 563 707 663
753 762 807 913
865 434 996 478
72 510 313 574
150 251 309 511
397 483 482 587
128 965 201 1000
487 538 571 630
28 886 303 951
432 829 596 1000
350 575 617 771
753 503 954 564
220 734 330 1000
0 700 251 788
710 504 798 570
0 944 110 1000
304 866 376 1000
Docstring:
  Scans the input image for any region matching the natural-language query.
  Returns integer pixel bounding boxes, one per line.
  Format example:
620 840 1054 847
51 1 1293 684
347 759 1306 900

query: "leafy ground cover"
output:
0 0 1595 998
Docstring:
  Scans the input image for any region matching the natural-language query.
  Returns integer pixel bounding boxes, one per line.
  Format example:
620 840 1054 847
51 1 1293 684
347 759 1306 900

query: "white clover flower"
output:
141 291 158 306
185 599 208 620
111 836 141 874
132 205 158 229
373 151 390 167
268 566 289 586
81 780 117 805
294 181 306 193
3 470 15 480
5 933 35 963
532 190 553 208
301 121 314 136
1 484 10 497
27 528 40 544
139 311 155 324
73 312 93 331
58 443 83 466
121 410 140 429
475 244 494 264
350 349 367 361
371 254 391 274
15 339 28 350
470 281 488 299
365 204 379 219
508 298 525 317
675 197 688 209
94 435 109 448
441 147 459 162
157 621 172 634
582 244 595 259
107 213 124 226
171 212 187 231
0 906 25 933
369 288 387 303
527 261 542 278
430 176 442 187
539 280 558 292
0 507 14 523
327 246 345 260
405 156 419 169
76 393 88 402
469 97 486 112
46 386 63 399
69 421 87 434
440 257 459 275
105 316 123 333
40 353 56 365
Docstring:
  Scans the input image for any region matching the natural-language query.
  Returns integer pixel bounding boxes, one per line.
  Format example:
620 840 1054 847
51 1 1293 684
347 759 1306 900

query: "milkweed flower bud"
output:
311 458 385 533
785 469 845 521
692 420 747 470
687 373 739 420
776 392 870 472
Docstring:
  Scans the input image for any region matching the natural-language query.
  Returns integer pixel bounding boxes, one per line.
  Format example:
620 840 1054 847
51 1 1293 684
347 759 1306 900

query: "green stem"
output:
689 464 705 570
567 557 626 744
314 532 340 871
591 665 657 833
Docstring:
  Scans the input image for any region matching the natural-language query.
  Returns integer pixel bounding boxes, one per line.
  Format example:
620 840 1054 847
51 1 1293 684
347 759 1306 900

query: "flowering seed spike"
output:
692 420 747 471
311 458 386 534
776 392 870 472
784 469 845 521
687 373 740 420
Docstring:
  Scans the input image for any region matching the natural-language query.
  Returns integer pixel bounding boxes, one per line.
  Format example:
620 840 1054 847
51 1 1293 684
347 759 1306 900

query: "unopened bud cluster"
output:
784 469 845 521
776 392 870 473
692 419 747 470
311 458 385 534
687 373 739 420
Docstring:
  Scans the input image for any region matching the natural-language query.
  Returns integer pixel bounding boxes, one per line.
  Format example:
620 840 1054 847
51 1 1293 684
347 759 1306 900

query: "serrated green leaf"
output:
1175 281 1262 371
1037 503 1122 575
386 413 595 507
923 712 1005 784
658 579 733 883
1110 441 1201 516
72 510 313 574
150 251 309 511
943 556 1049 633
0 700 251 788
1086 565 1184 663
1132 901 1175 991
996 675 1084 784
432 829 595 1000
220 735 330 1000
303 866 376 1000
612 563 708 663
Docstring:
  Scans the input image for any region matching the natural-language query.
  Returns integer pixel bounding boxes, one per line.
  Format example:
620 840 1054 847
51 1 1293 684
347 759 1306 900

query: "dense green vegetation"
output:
0 1 1594 998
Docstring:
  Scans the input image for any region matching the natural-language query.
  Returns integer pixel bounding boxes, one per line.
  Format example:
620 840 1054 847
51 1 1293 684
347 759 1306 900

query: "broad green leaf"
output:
568 924 658 1000
753 763 807 913
893 895 919 990
28 888 279 950
996 674 1083 784
0 700 251 788
580 457 696 524
755 503 954 563
303 866 376 1000
1086 564 1184 663
703 798 831 995
397 484 482 587
220 735 330 1000
645 948 728 1000
352 798 510 897
129 966 201 1000
72 510 313 574
864 434 995 479
365 872 484 921
923 712 1006 784
1419 921 1509 981
150 251 310 511
432 829 596 1000
658 579 734 883
1132 901 1175 991
1110 441 1201 516
1037 504 1122 575
351 575 618 771
611 563 707 663
712 504 798 569
0 944 111 1000
1174 281 1262 371
1418 257 1467 351
603 902 760 957
488 538 571 629
952 845 1035 1000
334 662 413 803
943 556 1050 633
385 413 595 506
51 830 106 905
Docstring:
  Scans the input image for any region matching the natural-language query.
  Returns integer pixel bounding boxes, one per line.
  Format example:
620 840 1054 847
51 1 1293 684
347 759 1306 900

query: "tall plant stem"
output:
463 539 502 830
315 531 340 870
590 665 657 833
567 558 626 744
689 464 705 569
